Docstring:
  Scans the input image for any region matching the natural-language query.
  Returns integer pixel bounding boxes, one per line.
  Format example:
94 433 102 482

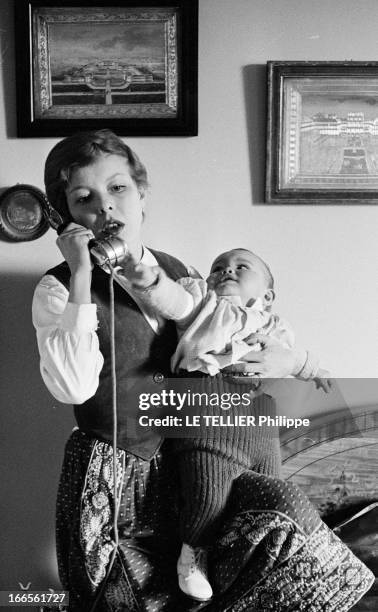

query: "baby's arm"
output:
123 260 205 323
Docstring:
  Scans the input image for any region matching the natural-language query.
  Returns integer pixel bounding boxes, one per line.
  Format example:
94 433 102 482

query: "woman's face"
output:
65 153 144 250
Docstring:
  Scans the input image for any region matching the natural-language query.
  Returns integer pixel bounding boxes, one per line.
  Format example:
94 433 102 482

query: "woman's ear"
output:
263 288 275 308
139 189 146 219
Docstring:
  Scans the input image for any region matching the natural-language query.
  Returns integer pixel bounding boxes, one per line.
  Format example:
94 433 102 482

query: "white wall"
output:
1 0 377 378
0 0 377 592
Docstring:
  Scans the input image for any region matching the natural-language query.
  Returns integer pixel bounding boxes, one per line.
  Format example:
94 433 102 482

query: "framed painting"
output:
266 61 378 203
15 0 198 137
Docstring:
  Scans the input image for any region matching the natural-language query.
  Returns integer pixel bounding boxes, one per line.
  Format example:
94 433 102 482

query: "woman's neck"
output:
131 242 143 260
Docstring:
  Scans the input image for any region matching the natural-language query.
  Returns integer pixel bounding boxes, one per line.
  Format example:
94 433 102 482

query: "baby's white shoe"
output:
177 542 213 601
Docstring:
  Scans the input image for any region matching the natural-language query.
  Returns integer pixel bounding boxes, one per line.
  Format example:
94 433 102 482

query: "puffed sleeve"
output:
32 275 104 404
267 315 296 348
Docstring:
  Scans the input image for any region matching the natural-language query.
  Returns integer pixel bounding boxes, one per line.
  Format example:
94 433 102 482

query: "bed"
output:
280 405 378 610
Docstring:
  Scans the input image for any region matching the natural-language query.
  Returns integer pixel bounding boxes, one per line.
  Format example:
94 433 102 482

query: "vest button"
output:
153 372 164 383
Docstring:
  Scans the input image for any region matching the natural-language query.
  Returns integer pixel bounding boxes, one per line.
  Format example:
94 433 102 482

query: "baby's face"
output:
207 249 270 307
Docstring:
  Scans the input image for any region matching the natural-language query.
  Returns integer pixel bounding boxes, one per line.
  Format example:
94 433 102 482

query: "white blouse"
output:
32 248 161 405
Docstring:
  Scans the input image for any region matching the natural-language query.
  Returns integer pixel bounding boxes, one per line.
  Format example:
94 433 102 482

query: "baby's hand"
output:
123 260 159 289
313 368 333 393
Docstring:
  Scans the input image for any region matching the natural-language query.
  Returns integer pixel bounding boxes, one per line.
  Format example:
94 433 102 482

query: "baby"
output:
125 248 329 601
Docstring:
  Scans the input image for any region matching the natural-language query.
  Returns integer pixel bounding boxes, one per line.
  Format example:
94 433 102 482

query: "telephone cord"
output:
88 265 120 612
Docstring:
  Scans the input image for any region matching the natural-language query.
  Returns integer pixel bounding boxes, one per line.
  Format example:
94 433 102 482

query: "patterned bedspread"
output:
57 432 374 612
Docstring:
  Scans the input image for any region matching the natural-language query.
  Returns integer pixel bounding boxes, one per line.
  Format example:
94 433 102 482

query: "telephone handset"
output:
88 235 129 269
42 198 129 269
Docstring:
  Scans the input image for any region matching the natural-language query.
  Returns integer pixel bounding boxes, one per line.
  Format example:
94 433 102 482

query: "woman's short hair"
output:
44 129 149 224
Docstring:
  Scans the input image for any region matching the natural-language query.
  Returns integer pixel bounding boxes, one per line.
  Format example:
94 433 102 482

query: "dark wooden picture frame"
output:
15 0 198 137
266 61 378 203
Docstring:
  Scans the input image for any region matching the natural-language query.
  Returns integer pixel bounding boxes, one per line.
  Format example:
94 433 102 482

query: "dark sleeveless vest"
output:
46 249 188 460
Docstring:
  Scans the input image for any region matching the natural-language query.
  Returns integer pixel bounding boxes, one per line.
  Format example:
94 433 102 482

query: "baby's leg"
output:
178 450 243 547
251 435 282 478
245 392 282 478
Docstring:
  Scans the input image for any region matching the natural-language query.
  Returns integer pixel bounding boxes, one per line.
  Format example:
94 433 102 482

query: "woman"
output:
32 130 373 611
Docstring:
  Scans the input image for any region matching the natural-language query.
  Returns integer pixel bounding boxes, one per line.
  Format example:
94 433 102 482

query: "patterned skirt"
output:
55 429 374 612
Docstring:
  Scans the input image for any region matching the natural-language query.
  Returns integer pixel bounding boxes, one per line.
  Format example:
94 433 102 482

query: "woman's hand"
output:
56 223 94 275
56 223 94 305
313 369 333 393
240 334 306 378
